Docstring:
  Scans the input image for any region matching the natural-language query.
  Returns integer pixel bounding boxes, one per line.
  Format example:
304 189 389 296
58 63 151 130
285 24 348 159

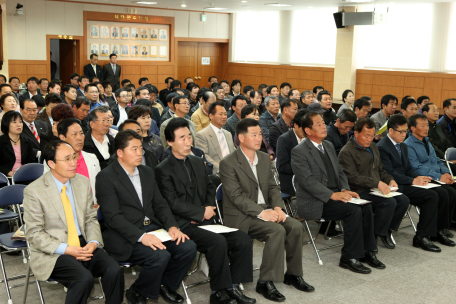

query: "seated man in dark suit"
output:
339 118 410 250
325 109 356 155
19 98 49 158
378 114 454 251
292 112 383 273
268 99 297 152
276 109 307 196
96 130 197 304
220 119 314 303
155 118 255 304
83 106 115 169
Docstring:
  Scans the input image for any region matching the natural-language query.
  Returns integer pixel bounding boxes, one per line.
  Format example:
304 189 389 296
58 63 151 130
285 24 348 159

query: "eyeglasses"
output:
95 119 110 124
393 129 408 135
118 94 128 98
25 108 38 113
55 154 78 163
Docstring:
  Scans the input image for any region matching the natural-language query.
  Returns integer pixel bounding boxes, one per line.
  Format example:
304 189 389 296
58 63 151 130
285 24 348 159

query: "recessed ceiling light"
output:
181 4 187 7
264 3 291 6
134 1 158 4
203 7 227 10
241 0 248 2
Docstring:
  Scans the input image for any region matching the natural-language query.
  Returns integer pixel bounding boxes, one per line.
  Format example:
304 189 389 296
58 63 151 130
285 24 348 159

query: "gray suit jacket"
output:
219 148 284 233
24 172 103 281
291 138 350 220
195 125 235 174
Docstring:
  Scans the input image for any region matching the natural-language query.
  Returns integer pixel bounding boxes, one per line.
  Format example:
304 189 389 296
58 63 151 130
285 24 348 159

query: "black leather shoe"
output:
255 281 286 302
125 286 147 304
378 231 395 249
283 272 315 292
160 285 184 303
435 231 456 247
339 256 371 274
413 235 441 252
226 286 256 304
210 290 236 304
359 251 386 269
442 229 454 239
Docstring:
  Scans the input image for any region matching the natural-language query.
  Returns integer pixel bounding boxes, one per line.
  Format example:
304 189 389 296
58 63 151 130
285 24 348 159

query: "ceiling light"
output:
241 0 248 2
264 3 291 7
181 4 187 7
134 1 158 4
203 7 227 10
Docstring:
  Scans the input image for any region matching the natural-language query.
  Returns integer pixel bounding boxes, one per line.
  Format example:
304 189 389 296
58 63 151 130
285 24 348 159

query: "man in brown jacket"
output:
338 118 410 250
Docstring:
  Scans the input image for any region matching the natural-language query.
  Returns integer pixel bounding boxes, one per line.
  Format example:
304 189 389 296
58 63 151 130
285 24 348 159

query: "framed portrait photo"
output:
111 44 120 56
150 45 158 58
159 46 167 58
90 26 99 38
159 29 167 41
121 27 130 39
90 43 99 55
140 45 149 57
111 26 120 39
140 28 148 40
150 29 158 41
100 44 110 56
121 44 129 56
131 28 139 40
100 26 109 38
131 45 139 57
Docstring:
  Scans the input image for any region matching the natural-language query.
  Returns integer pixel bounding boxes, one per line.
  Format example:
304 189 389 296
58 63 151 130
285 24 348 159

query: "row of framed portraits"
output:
90 25 167 41
90 43 167 58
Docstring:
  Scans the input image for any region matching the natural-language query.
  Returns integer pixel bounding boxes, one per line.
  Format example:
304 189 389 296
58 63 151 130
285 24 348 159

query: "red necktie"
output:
30 123 40 143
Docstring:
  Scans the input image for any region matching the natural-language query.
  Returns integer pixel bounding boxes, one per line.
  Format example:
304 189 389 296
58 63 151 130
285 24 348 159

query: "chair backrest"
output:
0 172 9 188
292 175 296 193
444 148 456 176
215 184 224 225
0 184 27 208
12 163 45 185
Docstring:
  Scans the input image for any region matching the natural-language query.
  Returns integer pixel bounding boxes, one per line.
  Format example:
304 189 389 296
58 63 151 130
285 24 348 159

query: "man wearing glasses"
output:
19 98 49 158
84 83 102 112
83 106 115 169
159 95 197 150
111 88 130 127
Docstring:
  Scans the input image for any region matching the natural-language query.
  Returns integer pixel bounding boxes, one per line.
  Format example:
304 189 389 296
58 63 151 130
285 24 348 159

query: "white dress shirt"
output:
240 147 266 205
117 105 128 126
293 129 303 144
92 134 110 160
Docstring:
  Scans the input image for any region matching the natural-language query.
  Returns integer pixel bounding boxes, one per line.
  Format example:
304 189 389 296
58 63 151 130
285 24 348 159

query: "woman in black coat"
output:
0 111 36 176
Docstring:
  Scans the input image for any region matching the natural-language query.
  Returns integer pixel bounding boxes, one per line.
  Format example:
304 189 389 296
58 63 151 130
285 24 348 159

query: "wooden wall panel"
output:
222 63 335 96
356 69 456 112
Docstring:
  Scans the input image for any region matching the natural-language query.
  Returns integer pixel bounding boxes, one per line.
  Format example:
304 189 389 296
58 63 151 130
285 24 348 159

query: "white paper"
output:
147 229 172 242
412 183 441 189
433 180 446 185
348 198 371 205
370 186 398 192
369 191 403 198
198 225 238 234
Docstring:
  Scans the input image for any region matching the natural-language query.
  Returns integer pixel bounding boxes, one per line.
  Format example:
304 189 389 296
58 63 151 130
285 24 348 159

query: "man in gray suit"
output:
102 54 121 91
195 101 235 174
24 140 124 304
220 118 314 303
291 112 384 275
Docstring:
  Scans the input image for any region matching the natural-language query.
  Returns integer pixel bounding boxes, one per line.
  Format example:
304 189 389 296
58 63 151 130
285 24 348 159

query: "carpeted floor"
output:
2 210 456 304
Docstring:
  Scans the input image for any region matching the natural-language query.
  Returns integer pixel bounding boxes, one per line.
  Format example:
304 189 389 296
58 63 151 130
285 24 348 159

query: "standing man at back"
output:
103 54 121 91
84 54 103 82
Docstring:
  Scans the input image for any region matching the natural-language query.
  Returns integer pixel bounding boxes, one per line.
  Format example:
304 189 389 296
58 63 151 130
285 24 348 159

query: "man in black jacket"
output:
325 109 356 155
378 114 454 251
83 54 103 82
276 109 307 196
19 98 49 158
96 130 196 304
438 98 456 147
268 99 297 152
83 107 115 169
317 90 337 126
155 118 255 304
423 103 454 159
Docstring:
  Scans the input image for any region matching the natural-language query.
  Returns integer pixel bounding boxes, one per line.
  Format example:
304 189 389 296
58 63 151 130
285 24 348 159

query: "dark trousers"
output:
439 184 456 223
127 224 197 300
182 224 253 291
50 237 125 304
359 190 410 236
400 186 441 237
322 200 376 259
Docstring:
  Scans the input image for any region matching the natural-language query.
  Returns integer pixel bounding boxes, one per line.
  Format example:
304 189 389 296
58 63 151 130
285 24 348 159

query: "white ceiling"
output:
58 0 449 13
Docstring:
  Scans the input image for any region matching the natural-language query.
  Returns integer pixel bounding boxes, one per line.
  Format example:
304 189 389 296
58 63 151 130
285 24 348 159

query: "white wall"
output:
5 0 230 61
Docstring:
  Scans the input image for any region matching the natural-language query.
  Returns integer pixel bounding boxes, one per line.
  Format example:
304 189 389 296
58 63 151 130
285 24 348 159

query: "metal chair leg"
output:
181 281 191 304
303 220 323 265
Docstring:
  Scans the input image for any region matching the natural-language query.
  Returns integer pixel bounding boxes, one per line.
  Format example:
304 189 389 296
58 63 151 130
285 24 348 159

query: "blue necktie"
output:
395 144 402 158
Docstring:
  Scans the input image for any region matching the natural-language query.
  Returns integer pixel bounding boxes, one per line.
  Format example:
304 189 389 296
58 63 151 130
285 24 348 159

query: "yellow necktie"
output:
61 185 80 247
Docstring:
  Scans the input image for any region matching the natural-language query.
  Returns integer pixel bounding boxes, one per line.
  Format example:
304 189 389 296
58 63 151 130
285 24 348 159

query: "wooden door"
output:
177 41 226 88
177 42 198 87
59 40 76 85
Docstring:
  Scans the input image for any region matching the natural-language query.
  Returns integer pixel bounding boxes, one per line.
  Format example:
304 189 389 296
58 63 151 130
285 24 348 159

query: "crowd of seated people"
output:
0 67 451 304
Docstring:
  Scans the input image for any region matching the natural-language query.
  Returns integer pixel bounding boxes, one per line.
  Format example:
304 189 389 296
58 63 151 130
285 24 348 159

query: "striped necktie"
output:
30 123 40 143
